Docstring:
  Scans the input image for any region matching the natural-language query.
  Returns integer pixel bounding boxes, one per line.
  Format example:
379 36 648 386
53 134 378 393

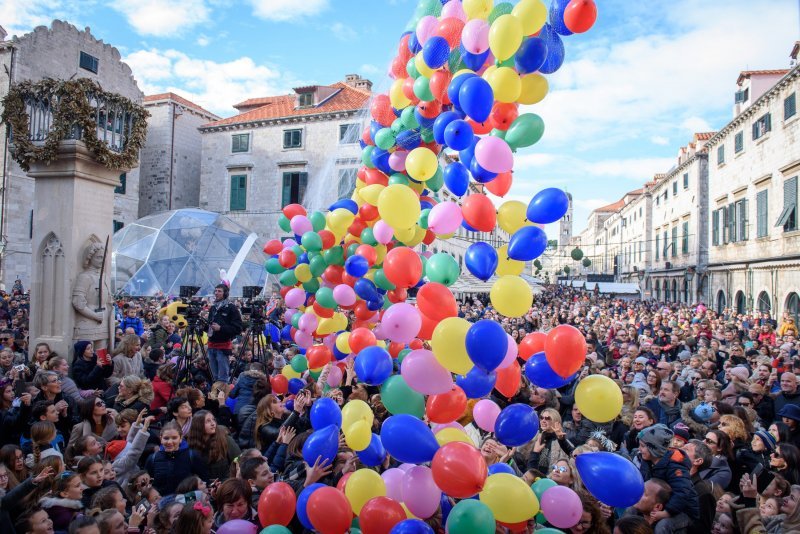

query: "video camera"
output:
241 285 267 326
169 286 206 330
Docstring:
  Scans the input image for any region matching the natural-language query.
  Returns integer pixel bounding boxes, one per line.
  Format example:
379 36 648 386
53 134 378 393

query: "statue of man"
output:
72 241 113 356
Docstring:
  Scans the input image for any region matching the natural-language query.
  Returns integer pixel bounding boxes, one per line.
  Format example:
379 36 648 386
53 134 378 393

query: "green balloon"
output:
419 208 430 230
279 270 297 287
346 243 360 257
291 355 308 373
413 76 434 102
426 253 460 286
496 56 515 68
420 127 435 143
374 269 396 291
535 512 548 525
324 246 344 266
582 257 592 267
302 278 320 293
290 312 301 329
416 0 442 17
531 477 558 500
401 107 419 129
505 113 545 150
489 3 514 24
389 173 410 186
446 500 495 534
301 231 322 252
291 245 304 258
362 145 376 168
309 211 326 232
309 369 321 380
391 118 405 135
265 258 285 275
491 128 507 140
278 215 291 233
375 128 397 150
316 286 337 309
426 166 444 192
260 526 291 534
397 348 411 365
406 57 420 79
382 294 392 310
309 255 327 277
381 375 425 417
361 227 377 246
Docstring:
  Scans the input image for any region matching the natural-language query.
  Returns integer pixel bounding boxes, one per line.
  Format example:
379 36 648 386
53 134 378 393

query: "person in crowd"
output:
145 421 208 496
110 335 145 386
71 341 114 393
186 410 240 481
206 284 243 383
112 375 153 413
119 307 144 337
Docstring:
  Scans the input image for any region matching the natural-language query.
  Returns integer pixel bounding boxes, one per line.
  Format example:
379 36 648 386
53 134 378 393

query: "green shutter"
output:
785 93 797 120
765 113 772 133
298 172 308 204
671 227 677 257
230 175 246 211
757 190 768 238
712 210 719 245
682 221 689 254
281 173 292 207
655 235 659 260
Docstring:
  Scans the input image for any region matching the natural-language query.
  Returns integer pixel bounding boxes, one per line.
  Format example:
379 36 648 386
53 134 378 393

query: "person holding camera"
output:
207 284 242 383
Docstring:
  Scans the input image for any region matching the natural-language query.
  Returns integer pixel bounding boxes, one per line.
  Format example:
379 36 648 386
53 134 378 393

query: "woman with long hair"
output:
770 443 800 485
67 396 116 458
150 363 175 411
29 421 62 467
0 378 31 447
548 457 584 492
113 376 153 413
702 429 734 489
174 502 214 534
40 471 84 531
0 444 27 483
110 335 144 385
527 407 574 474
569 491 611 534
719 414 751 490
254 395 286 452
187 410 241 481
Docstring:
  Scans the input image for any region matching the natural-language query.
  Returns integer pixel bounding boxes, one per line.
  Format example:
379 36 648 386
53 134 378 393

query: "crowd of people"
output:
2 280 800 533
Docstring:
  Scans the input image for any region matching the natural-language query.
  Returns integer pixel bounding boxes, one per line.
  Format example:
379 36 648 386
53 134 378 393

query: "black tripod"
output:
231 318 270 379
174 319 209 388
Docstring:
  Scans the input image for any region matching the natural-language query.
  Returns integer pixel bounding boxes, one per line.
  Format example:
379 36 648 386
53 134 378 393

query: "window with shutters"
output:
337 168 357 199
683 173 689 189
281 172 308 207
712 209 720 246
655 234 660 260
776 176 798 231
673 181 678 195
736 198 749 241
283 129 303 149
786 93 797 121
681 221 689 254
722 206 730 243
728 203 738 242
231 133 249 153
79 51 99 73
757 190 768 238
229 175 247 211
671 227 677 257
753 113 771 140
339 123 360 144
717 145 725 165
115 173 126 195
735 131 744 153
298 93 313 108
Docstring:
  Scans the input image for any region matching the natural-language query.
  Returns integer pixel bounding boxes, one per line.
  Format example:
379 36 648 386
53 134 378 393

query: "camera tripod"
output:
173 319 209 388
231 318 271 379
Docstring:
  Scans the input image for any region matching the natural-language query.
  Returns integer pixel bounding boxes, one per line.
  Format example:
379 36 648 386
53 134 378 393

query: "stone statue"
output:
72 241 113 354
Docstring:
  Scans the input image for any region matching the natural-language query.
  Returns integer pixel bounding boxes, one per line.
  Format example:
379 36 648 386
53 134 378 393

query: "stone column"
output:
27 140 130 360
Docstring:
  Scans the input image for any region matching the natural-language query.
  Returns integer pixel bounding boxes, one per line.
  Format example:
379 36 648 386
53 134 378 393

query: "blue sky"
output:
3 0 798 236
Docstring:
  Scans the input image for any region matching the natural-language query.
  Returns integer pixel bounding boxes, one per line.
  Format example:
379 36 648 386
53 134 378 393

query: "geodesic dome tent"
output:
112 209 271 297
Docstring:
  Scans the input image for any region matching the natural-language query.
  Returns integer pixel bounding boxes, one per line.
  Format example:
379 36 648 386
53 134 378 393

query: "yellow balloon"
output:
479 473 539 523
393 225 416 243
481 64 497 82
360 184 386 206
328 208 355 232
495 244 524 276
488 15 523 61
281 365 301 380
390 78 412 109
345 469 386 515
405 147 439 182
407 179 426 195
294 263 312 283
490 275 533 318
575 375 624 423
335 332 351 354
512 0 548 35
342 399 374 429
496 201 530 234
374 243 388 264
431 317 473 375
453 69 477 79
463 0 492 19
415 52 435 78
317 316 337 336
403 225 427 248
344 420 372 451
378 184 421 230
435 427 475 446
488 67 522 104
519 73 549 105
401 503 418 519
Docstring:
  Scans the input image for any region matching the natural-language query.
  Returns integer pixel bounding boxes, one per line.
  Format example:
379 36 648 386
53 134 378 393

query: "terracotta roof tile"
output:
204 82 370 129
737 69 790 85
596 199 624 213
144 92 217 118
694 132 715 141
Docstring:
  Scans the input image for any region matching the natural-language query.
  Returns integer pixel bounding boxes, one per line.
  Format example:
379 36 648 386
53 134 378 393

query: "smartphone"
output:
751 463 764 479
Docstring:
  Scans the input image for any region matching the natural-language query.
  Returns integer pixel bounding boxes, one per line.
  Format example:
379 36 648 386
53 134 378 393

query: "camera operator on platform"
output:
206 283 243 382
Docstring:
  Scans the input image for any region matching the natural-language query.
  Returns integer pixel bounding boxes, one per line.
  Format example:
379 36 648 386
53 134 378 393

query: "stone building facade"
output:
617 186 652 284
198 75 372 239
0 20 142 287
139 93 219 217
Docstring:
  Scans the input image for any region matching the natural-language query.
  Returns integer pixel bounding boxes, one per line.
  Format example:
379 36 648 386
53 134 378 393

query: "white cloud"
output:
681 116 713 133
575 198 614 210
330 22 357 42
196 35 210 46
651 135 669 145
514 153 558 170
0 0 85 38
583 157 675 181
249 0 328 21
359 63 382 76
111 0 210 36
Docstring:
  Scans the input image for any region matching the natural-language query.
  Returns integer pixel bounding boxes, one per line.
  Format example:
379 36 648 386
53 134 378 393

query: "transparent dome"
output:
111 209 272 297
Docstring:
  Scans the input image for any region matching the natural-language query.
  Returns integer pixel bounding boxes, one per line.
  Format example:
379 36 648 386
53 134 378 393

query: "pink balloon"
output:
432 422 464 433
294 330 313 349
497 333 519 369
333 284 356 306
427 201 463 235
400 349 454 395
381 303 422 343
416 15 439 45
372 323 388 341
326 365 343 387
323 334 336 349
442 0 467 22
421 250 433 259
398 463 416 473
382 468 406 501
475 136 513 174
298 313 318 333
389 150 408 172
401 466 441 519
373 220 394 245
290 215 312 235
541 486 583 528
461 19 490 54
282 238 297 248
472 399 501 432
285 288 305 309
217 519 257 534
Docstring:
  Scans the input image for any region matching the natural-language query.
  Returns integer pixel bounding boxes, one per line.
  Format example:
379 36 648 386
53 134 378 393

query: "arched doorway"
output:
735 291 746 314
717 290 726 314
671 279 678 302
757 291 771 313
787 293 800 323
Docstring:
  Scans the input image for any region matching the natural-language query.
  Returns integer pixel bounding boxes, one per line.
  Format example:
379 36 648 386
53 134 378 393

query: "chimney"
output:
344 73 373 92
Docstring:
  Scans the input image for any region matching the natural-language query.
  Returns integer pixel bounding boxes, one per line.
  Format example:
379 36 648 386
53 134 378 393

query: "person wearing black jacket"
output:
71 340 113 391
206 284 243 383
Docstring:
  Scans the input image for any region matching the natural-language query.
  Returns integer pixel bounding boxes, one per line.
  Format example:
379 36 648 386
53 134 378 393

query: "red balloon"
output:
409 339 424 350
416 311 437 341
484 172 513 197
349 327 377 354
307 486 353 534
422 229 436 246
391 55 407 79
429 70 453 105
270 375 289 395
519 332 547 361
461 194 497 232
359 203 380 221
402 77 421 104
354 301 375 321
397 34 413 62
426 385 468 423
264 239 283 255
499 521 530 533
436 17 465 48
359 496 406 534
364 168 389 186
362 125 374 146
495 360 521 398
348 218 367 238
307 345 333 369
313 301 335 319
564 0 597 33
388 342 405 358
383 247 423 289
490 102 519 131
323 265 344 285
356 244 378 266
371 94 396 126
545 324 587 378
282 204 307 219
387 288 408 303
431 441 488 498
257 482 296 526
279 285 292 299
278 249 297 268
416 282 458 322
466 118 492 135
417 100 442 120
318 230 336 250
337 471 352 492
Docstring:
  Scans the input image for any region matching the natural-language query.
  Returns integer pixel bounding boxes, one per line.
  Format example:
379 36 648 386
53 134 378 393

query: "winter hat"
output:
678 350 691 361
694 402 715 422
638 424 674 458
73 340 92 358
778 404 800 422
729 366 750 381
754 429 777 452
635 356 648 365
672 423 691 445
105 439 127 460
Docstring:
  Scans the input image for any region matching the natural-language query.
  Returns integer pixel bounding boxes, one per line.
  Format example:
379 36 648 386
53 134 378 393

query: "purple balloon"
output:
474 136 513 174
333 284 356 306
401 349 454 395
381 303 422 343
382 467 406 501
540 485 582 528
401 466 442 519
216 519 257 534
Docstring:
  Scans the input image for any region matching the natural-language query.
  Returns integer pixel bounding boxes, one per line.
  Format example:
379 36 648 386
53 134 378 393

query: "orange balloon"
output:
462 194 497 232
436 17 465 48
519 332 546 361
426 386 468 424
356 244 378 266
466 118 493 135
545 325 587 378
307 486 353 534
383 247 423 289
283 204 307 219
359 497 406 534
431 441 487 498
495 360 521 398
417 311 438 341
430 70 453 105
416 282 458 322
490 102 519 131
387 288 408 303
349 327 377 354
484 172 513 197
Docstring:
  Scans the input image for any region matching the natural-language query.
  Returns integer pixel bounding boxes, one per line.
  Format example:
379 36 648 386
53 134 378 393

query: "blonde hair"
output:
720 415 748 442
113 334 141 357
120 375 154 405
30 421 57 465
254 395 278 450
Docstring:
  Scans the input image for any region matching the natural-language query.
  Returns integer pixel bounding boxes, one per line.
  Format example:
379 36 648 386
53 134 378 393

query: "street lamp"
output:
637 268 645 282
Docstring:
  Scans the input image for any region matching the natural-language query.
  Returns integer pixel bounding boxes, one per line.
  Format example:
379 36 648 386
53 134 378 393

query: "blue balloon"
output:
459 76 494 123
456 366 497 398
288 378 305 395
465 242 498 282
370 120 384 143
527 187 570 224
433 111 461 145
296 483 325 530
414 108 437 129
356 433 387 466
310 397 342 430
515 37 548 75
524 352 577 389
469 158 497 183
328 198 358 214
508 226 548 261
355 346 393 385
371 147 393 174
302 424 339 465
494 403 540 447
408 32 422 54
345 255 369 277
391 519 435 534
539 23 566 74
447 73 476 109
461 220 480 233
423 36 450 69
443 161 470 197
396 129 422 150
366 298 384 311
354 278 379 301
440 493 453 525
266 324 281 343
444 119 474 151
285 399 294 412
333 345 348 361
465 320 508 372
548 0 574 36
461 45 491 71
576 452 645 507
458 136 479 168
488 463 515 475
380 414 440 464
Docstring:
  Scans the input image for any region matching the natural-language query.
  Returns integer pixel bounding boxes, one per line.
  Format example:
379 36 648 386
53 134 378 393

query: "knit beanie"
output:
639 424 674 458
755 429 777 452
73 340 92 358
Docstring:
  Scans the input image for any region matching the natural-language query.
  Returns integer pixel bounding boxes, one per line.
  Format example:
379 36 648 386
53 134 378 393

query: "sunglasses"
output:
772 451 783 459
541 416 553 421
95 400 105 407
551 465 569 473
704 438 718 445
